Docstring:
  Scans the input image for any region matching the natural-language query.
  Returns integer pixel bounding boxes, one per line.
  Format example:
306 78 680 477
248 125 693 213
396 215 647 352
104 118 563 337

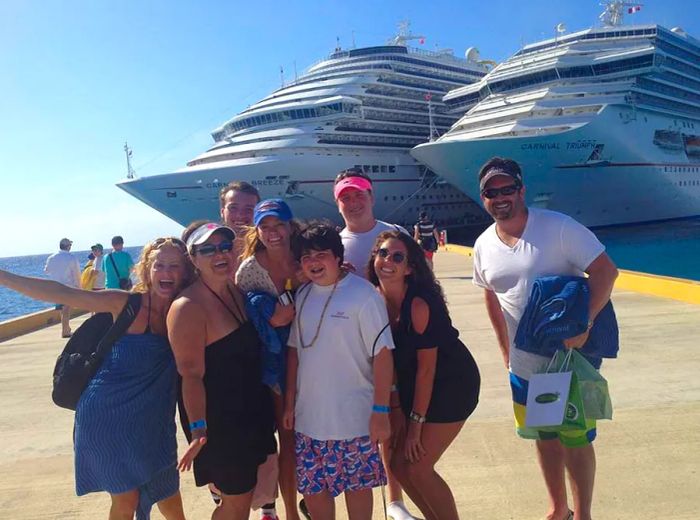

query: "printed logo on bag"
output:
566 402 580 420
535 392 561 404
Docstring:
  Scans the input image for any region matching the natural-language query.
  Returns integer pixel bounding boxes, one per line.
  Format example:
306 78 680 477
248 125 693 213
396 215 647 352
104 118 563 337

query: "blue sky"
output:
1 0 697 257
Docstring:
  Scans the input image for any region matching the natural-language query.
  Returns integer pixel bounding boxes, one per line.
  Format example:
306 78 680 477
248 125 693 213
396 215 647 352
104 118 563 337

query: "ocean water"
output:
0 247 143 322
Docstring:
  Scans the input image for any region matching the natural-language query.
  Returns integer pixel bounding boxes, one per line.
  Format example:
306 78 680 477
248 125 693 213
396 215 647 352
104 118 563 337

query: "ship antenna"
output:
389 20 425 46
599 1 643 27
425 93 438 142
351 30 356 49
280 65 284 88
124 141 135 179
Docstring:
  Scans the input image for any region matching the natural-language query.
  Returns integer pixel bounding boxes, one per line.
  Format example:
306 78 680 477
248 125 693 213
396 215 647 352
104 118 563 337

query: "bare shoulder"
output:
410 296 430 335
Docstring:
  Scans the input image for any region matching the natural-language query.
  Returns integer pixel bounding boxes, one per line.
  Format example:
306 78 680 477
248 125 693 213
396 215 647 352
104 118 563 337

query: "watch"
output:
586 318 594 331
409 410 426 423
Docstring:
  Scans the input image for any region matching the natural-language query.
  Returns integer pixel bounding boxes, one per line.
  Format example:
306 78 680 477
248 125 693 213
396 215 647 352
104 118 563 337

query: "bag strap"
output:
108 253 122 279
94 293 143 358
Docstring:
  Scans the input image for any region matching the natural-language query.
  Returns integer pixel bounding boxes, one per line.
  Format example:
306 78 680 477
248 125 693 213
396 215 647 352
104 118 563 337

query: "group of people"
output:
44 235 134 337
0 156 618 520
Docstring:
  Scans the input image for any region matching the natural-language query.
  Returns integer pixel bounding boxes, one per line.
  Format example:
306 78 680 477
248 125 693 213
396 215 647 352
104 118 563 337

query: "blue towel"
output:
245 291 289 392
74 333 179 519
515 276 619 365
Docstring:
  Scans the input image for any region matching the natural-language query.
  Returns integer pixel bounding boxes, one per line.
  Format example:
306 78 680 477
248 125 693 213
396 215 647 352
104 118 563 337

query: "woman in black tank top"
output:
168 222 275 519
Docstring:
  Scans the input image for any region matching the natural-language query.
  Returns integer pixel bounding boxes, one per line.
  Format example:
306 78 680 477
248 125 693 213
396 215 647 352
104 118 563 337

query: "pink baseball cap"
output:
334 176 372 199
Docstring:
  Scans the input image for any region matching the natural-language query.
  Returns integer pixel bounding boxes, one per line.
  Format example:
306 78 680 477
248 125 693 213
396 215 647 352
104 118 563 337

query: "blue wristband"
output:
372 404 390 414
189 419 207 430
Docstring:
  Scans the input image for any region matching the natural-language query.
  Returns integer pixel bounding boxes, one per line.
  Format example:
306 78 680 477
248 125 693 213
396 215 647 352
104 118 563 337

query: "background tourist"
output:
220 181 261 271
413 211 440 269
104 235 134 290
44 237 80 338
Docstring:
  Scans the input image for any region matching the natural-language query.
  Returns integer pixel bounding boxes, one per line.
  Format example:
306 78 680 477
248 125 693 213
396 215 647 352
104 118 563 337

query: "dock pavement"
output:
0 250 698 519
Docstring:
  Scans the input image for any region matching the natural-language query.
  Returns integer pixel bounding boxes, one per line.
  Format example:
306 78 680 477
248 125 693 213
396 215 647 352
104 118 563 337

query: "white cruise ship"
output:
411 3 700 227
117 24 491 229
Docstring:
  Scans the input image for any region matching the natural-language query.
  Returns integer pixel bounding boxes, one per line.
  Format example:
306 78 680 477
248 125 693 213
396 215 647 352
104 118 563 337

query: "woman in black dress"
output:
168 221 276 520
368 230 480 520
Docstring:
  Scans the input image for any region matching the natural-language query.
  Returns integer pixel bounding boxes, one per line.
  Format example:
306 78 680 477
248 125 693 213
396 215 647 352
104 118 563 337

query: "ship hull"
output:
411 106 700 227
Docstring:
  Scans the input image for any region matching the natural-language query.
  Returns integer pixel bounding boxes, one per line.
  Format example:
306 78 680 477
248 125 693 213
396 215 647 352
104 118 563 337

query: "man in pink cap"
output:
333 168 415 520
334 169 408 280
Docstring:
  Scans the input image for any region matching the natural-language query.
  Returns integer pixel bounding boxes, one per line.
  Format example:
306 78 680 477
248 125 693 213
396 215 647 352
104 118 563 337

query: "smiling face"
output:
221 189 258 234
192 231 236 280
336 187 374 226
256 215 291 251
481 176 526 221
300 249 341 286
147 244 189 299
373 237 411 283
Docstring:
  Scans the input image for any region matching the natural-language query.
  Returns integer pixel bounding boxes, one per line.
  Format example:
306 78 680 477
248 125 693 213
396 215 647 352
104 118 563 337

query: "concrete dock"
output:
1 250 698 519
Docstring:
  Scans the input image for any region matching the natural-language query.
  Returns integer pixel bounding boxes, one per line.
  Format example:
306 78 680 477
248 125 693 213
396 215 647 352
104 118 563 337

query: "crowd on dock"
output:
0 157 618 520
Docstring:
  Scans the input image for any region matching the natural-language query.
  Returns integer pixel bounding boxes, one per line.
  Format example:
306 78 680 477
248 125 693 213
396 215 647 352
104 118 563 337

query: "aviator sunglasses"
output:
377 248 406 264
481 184 521 199
195 241 234 256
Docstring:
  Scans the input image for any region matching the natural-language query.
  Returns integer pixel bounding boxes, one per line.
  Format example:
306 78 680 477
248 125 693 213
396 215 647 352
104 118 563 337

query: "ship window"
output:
372 165 379 173
381 166 387 173
389 166 396 173
363 165 371 173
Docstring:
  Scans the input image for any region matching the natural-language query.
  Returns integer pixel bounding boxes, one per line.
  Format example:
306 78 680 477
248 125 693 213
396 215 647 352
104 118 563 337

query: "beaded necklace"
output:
295 277 341 349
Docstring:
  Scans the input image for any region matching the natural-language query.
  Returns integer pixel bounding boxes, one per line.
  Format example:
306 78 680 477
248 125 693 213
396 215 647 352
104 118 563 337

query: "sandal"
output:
299 498 312 520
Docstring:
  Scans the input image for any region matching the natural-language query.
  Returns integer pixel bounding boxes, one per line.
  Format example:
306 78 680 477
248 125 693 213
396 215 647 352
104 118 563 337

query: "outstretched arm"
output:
0 268 127 316
484 289 510 369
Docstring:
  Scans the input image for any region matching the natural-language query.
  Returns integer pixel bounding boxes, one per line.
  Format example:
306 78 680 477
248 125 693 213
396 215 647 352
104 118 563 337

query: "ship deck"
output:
0 250 698 519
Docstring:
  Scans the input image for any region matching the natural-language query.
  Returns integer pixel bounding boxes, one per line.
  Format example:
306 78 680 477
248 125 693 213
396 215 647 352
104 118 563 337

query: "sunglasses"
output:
481 184 521 199
151 237 187 252
195 241 234 256
377 248 406 264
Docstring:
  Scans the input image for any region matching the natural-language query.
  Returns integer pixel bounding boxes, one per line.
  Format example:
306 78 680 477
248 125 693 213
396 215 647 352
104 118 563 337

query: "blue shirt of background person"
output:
103 235 135 289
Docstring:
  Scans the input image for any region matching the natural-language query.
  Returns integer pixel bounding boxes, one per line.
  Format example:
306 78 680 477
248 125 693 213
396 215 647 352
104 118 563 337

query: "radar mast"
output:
599 1 643 27
388 20 425 46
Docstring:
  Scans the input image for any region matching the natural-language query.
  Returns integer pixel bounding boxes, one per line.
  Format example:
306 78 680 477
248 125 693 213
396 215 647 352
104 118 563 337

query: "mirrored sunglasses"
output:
481 184 521 199
195 241 234 256
377 248 406 264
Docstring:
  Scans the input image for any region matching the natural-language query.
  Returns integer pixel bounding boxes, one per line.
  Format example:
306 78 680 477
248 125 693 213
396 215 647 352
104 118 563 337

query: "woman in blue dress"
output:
0 237 194 520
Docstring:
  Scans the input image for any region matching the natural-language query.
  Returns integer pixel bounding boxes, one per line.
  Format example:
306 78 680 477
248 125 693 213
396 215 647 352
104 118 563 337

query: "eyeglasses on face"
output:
151 237 187 252
481 184 521 199
377 248 406 264
195 241 234 256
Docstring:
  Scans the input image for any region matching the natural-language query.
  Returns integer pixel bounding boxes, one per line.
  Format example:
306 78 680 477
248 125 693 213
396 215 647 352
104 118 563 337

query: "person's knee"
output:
404 459 435 484
111 492 139 516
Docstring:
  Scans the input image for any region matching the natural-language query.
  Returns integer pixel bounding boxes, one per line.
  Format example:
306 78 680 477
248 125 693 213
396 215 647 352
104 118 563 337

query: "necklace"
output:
201 280 245 324
296 277 341 349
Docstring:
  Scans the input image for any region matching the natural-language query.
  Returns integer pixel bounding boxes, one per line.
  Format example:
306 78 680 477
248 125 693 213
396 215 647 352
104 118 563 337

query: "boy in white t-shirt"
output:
283 222 394 519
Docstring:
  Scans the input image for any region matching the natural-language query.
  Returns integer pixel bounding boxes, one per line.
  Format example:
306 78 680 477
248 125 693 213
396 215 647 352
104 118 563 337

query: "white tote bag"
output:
525 351 573 428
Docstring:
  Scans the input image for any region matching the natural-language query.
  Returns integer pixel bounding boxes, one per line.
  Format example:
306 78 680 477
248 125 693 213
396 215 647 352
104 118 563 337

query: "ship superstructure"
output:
411 4 700 227
118 24 491 229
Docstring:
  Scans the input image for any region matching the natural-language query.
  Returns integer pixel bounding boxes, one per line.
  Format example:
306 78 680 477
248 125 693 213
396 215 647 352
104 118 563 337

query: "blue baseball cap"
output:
253 198 293 227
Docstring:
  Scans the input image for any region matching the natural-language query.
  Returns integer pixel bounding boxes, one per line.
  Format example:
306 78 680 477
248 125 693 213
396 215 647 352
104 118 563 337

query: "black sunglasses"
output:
195 241 234 256
481 184 521 199
377 248 406 264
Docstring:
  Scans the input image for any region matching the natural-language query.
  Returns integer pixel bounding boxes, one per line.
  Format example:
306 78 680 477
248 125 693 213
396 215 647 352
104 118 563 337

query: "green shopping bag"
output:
571 350 613 420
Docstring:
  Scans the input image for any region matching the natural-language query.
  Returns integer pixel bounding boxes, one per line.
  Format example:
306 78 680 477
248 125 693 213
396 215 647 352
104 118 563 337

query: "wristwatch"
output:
409 410 426 424
586 318 594 331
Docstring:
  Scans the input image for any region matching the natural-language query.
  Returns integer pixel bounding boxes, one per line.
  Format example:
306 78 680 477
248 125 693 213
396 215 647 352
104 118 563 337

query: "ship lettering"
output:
251 179 285 186
206 182 228 189
521 143 560 150
566 140 597 150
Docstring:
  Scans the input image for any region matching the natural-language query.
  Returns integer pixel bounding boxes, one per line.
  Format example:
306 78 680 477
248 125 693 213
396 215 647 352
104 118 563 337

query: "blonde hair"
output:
132 237 194 293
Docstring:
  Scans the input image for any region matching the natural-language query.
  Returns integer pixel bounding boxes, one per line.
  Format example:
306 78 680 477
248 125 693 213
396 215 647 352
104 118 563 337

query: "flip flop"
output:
299 498 312 520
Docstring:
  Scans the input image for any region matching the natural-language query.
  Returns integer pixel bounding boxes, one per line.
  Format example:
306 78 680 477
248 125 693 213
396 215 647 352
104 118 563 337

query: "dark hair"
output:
111 235 124 246
292 221 344 267
219 181 260 207
367 230 448 311
478 157 523 185
419 211 428 219
334 168 373 187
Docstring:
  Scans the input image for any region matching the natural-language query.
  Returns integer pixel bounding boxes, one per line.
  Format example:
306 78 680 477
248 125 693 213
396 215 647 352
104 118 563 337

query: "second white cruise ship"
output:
118 24 491 229
411 3 700 227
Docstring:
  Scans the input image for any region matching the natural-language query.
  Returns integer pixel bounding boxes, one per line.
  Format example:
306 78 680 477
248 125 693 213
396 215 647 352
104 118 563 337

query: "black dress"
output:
392 282 480 423
178 321 276 495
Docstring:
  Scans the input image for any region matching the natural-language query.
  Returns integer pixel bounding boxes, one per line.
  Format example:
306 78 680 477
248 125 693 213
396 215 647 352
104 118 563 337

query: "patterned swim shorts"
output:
295 432 386 497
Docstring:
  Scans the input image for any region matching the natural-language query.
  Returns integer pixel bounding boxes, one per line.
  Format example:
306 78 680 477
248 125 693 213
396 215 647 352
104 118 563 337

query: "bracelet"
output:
189 419 207 431
372 404 391 414
409 410 426 424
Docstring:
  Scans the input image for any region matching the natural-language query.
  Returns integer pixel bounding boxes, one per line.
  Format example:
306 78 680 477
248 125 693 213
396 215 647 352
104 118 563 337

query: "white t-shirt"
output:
288 273 394 440
340 220 408 279
92 255 105 289
472 208 605 379
44 250 80 288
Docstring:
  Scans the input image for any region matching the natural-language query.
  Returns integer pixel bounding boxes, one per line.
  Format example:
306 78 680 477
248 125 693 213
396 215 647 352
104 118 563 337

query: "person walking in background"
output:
368 230 480 520
90 243 106 290
44 237 80 337
220 181 261 271
104 235 135 290
413 212 439 270
472 157 618 520
1 237 194 520
333 168 415 520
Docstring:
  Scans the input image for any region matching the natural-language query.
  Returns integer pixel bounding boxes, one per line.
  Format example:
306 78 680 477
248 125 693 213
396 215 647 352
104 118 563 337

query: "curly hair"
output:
367 230 447 310
132 237 195 294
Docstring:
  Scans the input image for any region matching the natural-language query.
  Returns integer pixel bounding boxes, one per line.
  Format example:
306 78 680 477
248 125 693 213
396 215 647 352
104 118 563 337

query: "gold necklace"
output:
296 277 340 349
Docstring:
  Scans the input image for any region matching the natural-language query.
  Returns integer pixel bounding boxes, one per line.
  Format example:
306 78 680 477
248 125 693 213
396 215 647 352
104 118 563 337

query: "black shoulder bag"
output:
52 292 142 410
109 253 133 290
